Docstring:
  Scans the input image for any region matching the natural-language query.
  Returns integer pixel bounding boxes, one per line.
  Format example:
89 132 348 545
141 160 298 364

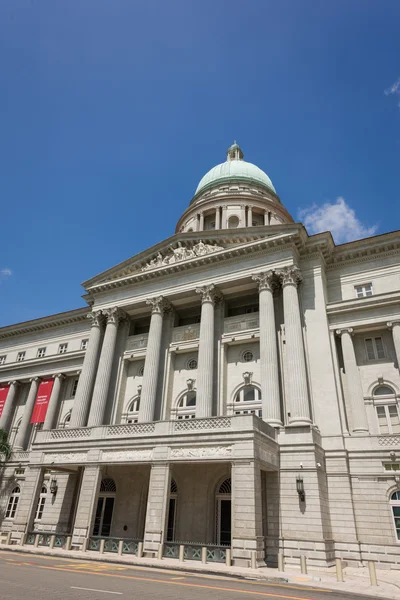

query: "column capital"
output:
247 204 253 209
87 310 104 328
29 377 41 383
195 284 223 305
276 265 302 287
336 328 354 337
146 296 172 315
102 306 127 325
7 380 19 387
252 270 277 293
52 373 65 380
387 321 400 329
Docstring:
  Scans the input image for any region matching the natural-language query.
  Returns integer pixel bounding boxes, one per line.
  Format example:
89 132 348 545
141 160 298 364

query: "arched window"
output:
5 486 20 519
60 412 71 429
233 385 262 418
167 479 178 542
125 397 140 424
373 385 399 434
35 485 48 520
216 478 231 546
175 391 196 420
93 479 117 537
391 491 400 540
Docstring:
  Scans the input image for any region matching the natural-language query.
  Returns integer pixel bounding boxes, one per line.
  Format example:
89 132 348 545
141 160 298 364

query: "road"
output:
0 550 377 600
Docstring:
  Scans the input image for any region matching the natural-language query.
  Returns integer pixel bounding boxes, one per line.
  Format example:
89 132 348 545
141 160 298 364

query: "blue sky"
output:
0 1 399 327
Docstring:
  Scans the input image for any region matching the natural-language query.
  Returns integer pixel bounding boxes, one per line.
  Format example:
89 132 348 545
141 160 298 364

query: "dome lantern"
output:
226 141 244 162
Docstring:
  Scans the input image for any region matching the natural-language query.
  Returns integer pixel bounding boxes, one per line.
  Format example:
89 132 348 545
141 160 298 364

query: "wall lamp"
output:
296 475 305 502
50 477 58 495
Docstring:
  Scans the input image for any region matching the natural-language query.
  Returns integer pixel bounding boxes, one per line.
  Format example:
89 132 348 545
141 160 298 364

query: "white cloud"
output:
298 197 378 244
0 268 12 278
385 77 400 107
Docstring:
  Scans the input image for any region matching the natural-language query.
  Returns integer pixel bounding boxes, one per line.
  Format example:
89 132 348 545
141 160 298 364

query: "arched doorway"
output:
216 478 231 546
166 479 178 542
93 478 116 537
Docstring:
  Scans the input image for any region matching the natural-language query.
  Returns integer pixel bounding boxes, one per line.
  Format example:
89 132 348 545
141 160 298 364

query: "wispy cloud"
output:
0 268 12 278
298 197 378 244
385 77 400 107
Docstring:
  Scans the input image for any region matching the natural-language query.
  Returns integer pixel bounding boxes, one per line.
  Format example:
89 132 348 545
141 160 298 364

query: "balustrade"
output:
125 333 149 352
171 324 200 343
223 313 259 334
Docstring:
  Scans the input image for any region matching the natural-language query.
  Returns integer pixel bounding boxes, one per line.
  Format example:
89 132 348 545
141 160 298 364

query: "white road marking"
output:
71 586 122 595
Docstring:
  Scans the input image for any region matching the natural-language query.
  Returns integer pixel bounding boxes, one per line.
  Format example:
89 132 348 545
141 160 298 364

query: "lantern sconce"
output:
50 477 58 495
296 475 305 502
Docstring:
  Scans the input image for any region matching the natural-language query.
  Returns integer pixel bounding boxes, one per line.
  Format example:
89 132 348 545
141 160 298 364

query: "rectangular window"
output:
58 343 68 354
17 351 25 362
81 339 88 350
355 283 373 298
35 497 46 520
71 378 79 397
37 347 46 358
365 337 385 360
377 405 400 435
0 355 6 365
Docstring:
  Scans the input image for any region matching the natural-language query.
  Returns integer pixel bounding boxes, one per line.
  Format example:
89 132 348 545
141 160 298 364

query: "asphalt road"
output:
0 550 378 600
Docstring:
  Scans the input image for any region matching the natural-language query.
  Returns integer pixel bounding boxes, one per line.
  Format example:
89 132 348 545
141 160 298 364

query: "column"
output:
87 307 126 427
277 266 311 425
247 205 253 227
231 462 264 567
215 206 221 230
0 380 19 433
72 465 102 547
252 272 282 425
388 322 400 370
222 206 228 228
138 296 171 423
264 210 268 226
199 211 204 231
336 328 368 433
143 461 171 555
43 374 65 430
240 204 246 227
12 466 45 541
14 378 40 450
195 284 221 418
70 310 104 428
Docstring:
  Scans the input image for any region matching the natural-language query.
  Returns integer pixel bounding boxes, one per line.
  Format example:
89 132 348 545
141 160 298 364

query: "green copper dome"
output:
195 143 276 195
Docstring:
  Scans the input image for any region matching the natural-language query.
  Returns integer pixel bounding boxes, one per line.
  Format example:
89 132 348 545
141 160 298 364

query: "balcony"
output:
223 313 259 335
171 324 200 344
125 333 149 353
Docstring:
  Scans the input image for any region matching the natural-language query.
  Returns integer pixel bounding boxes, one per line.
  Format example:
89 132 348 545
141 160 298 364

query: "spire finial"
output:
226 141 244 162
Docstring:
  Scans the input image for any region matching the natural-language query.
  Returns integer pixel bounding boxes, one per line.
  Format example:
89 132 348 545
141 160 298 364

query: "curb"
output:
0 545 289 584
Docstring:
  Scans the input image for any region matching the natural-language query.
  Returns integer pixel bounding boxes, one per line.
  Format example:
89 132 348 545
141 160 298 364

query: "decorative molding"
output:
102 306 127 325
252 270 277 293
101 449 152 462
242 371 253 385
170 446 232 459
146 296 172 315
141 241 224 272
387 322 400 329
186 378 195 390
195 284 223 305
43 452 87 464
276 265 302 287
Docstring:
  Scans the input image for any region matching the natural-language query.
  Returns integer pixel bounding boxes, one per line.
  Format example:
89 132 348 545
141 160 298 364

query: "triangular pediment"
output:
83 224 313 294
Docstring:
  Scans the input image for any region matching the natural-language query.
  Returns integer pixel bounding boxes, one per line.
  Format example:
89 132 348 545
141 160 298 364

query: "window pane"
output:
375 337 385 359
377 406 389 434
374 385 394 396
365 338 375 360
389 406 400 434
243 387 256 402
186 392 196 407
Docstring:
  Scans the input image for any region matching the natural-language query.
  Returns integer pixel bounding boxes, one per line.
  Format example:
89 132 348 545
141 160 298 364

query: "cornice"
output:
326 291 400 316
0 350 85 381
326 231 400 269
0 307 89 340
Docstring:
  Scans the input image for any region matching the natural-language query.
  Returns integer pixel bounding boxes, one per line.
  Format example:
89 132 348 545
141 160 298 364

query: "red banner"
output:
30 379 54 424
0 384 10 418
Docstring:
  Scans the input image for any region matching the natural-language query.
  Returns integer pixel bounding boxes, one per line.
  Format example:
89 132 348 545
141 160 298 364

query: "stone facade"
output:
0 144 400 569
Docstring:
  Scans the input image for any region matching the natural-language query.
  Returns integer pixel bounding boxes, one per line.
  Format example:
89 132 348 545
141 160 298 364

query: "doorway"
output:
93 478 116 537
216 478 231 546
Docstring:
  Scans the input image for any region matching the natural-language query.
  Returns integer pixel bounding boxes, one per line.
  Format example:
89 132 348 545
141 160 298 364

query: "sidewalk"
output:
1 543 400 599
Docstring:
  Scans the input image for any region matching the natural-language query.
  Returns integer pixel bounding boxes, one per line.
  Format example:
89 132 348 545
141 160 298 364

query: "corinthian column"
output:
277 266 311 426
336 328 368 433
43 374 65 430
70 311 105 428
252 272 282 425
195 284 222 418
0 381 19 433
138 297 171 423
87 307 127 427
388 322 400 371
14 378 40 450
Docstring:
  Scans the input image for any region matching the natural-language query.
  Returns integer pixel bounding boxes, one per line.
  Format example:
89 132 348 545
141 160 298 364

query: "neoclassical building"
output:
1 143 400 568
